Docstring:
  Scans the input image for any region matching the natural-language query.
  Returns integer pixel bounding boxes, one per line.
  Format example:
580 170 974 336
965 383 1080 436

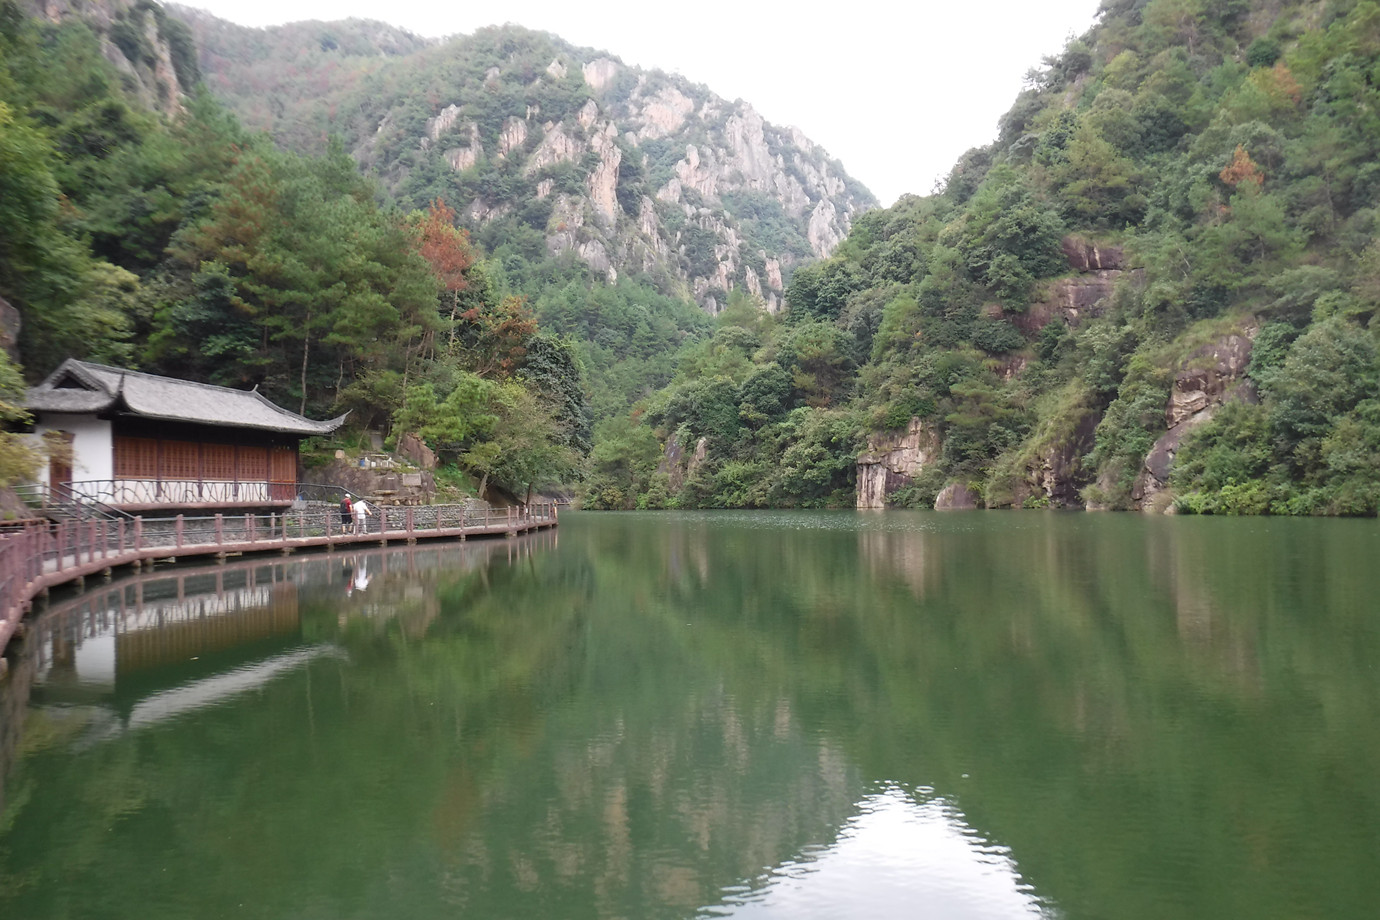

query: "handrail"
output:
294 482 352 505
14 483 136 523
0 502 558 655
50 478 295 506
43 479 463 509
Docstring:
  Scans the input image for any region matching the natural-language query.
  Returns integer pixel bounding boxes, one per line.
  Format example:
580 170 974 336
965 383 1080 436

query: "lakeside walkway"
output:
0 503 557 660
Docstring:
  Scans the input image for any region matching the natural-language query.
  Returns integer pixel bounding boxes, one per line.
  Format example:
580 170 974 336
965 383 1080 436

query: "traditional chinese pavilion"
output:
25 360 345 511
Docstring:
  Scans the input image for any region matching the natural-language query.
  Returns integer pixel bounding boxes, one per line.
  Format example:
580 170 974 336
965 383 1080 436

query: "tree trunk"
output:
448 291 460 351
299 310 311 416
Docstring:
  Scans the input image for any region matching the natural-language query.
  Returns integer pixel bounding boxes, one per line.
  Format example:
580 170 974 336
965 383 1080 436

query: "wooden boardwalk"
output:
0 504 557 661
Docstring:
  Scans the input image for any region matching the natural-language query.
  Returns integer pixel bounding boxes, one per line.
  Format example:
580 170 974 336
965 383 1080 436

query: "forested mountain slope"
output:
0 0 592 501
172 9 876 315
585 0 1380 516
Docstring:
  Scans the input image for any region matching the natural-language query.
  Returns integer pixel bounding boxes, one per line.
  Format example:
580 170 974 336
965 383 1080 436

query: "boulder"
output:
397 432 436 471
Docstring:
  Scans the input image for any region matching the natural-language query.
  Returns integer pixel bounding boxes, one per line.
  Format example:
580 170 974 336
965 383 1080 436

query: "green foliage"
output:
1085 352 1171 508
12 0 1380 517
394 376 499 455
0 351 39 486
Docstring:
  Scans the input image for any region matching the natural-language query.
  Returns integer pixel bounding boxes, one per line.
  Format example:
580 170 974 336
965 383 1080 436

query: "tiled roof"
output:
26 360 347 435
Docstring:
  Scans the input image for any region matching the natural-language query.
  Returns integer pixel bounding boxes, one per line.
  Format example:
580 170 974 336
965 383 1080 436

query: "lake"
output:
1 511 1378 919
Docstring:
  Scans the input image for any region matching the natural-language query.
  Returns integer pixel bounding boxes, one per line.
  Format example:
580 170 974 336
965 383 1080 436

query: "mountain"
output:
582 0 1380 517
172 10 877 313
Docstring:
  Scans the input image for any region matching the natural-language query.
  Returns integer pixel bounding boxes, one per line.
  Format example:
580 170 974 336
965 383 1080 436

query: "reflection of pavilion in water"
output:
33 566 304 705
0 533 556 814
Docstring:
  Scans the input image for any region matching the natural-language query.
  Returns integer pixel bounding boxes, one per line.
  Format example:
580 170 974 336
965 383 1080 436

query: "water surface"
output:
1 511 1378 919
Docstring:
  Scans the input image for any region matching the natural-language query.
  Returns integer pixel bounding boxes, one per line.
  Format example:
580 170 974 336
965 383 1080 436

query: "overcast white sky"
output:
177 1 1105 206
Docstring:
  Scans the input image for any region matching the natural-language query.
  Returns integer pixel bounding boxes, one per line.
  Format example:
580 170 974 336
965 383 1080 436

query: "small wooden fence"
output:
0 503 557 658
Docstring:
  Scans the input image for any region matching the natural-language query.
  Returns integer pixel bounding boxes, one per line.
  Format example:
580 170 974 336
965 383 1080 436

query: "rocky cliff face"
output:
181 20 876 314
1012 236 1136 336
25 0 195 116
1130 329 1258 511
855 418 939 509
1004 408 1102 510
858 238 1137 511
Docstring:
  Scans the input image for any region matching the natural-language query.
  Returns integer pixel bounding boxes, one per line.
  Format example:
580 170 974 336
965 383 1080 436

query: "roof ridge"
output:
36 361 345 434
69 360 264 398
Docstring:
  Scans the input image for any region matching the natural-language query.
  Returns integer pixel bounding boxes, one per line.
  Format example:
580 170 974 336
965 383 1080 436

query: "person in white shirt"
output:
353 498 371 535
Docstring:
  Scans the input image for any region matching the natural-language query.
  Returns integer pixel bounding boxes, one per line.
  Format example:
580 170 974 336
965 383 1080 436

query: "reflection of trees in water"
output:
0 537 546 836
3 516 1380 919
0 651 35 824
569 514 1380 920
0 527 863 918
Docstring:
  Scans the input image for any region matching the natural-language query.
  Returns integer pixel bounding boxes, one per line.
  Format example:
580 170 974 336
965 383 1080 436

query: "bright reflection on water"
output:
706 786 1051 919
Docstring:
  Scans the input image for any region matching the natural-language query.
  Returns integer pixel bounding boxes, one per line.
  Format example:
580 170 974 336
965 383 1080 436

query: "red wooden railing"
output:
0 503 557 655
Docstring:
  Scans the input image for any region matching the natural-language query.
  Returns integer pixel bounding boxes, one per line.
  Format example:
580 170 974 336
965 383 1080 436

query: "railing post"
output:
246 512 255 544
176 514 184 549
134 515 143 552
407 508 414 535
117 518 126 557
215 513 224 546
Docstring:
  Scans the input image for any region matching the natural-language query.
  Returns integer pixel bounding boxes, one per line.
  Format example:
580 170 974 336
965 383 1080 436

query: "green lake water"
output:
1 510 1379 919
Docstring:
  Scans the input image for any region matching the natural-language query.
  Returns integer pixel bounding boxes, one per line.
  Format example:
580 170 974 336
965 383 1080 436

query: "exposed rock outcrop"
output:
1060 236 1124 271
301 459 436 505
658 432 708 493
25 0 191 116
499 117 527 157
1004 409 1101 509
855 418 940 509
934 482 981 510
587 123 622 226
1014 236 1140 336
1131 330 1258 511
582 58 620 92
396 433 436 471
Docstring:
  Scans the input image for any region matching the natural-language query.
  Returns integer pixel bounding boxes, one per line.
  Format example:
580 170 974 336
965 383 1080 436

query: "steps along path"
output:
0 503 558 662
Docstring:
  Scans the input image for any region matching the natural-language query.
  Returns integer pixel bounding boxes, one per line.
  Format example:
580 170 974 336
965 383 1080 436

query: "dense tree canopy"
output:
6 0 1380 515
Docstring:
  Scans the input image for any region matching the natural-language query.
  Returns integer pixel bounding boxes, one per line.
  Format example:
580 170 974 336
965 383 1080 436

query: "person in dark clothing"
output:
340 495 353 529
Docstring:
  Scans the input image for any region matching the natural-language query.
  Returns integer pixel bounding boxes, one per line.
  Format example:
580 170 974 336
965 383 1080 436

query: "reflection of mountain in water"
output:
11 513 1371 919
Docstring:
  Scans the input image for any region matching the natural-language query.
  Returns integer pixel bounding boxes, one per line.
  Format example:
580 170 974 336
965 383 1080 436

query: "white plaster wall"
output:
35 414 113 485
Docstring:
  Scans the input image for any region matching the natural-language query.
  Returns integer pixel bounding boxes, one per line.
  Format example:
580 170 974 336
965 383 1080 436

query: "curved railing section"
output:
0 502 557 660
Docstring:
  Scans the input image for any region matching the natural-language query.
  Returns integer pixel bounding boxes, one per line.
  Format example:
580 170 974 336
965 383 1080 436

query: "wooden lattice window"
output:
161 441 200 481
202 443 236 481
237 445 268 481
114 437 158 479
